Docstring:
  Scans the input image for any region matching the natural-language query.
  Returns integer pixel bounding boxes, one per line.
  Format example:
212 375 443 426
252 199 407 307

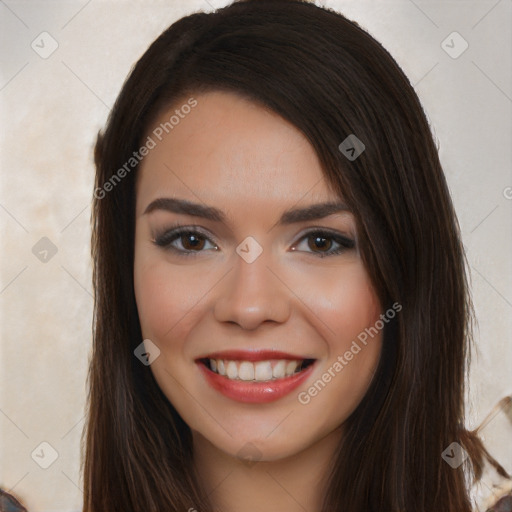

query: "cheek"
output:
328 268 380 350
296 262 383 414
301 261 382 352
133 256 206 346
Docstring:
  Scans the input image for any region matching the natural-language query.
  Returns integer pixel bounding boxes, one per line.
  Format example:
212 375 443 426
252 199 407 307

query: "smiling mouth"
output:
198 358 316 382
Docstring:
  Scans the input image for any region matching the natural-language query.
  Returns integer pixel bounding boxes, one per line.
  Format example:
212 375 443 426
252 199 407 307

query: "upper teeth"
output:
209 359 304 381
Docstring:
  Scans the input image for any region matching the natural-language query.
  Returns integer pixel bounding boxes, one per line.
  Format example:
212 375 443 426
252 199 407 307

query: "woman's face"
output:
134 91 383 461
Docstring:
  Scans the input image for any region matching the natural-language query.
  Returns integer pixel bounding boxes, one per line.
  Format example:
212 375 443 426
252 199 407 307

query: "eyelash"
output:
152 223 355 258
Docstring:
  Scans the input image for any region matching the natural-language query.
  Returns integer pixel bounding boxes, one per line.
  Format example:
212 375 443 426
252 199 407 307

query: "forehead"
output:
135 90 339 215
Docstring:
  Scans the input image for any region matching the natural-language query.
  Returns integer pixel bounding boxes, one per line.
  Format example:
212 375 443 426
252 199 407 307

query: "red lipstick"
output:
198 349 309 362
196 350 316 403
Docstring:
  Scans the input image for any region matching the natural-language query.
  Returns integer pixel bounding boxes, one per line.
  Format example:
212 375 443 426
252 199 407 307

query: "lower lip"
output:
197 362 315 403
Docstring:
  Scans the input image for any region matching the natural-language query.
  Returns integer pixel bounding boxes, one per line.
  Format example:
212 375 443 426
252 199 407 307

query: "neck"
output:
192 427 342 512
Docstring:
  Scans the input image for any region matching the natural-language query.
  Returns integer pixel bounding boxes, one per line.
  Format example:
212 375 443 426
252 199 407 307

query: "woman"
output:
84 0 507 510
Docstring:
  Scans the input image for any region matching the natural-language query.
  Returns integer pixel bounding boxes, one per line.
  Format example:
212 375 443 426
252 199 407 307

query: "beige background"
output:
1 1 511 510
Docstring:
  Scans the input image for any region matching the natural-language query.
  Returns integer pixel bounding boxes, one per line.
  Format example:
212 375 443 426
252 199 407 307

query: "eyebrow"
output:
143 197 350 225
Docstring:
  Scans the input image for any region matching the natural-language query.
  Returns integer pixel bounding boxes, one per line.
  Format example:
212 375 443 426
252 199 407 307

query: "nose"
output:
213 249 291 331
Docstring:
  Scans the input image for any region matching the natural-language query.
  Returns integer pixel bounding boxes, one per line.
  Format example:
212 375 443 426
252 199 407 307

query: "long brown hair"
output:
84 1 500 510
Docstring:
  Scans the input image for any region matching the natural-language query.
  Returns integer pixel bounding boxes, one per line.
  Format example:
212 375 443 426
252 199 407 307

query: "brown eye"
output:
293 229 355 257
180 233 206 251
153 227 218 255
308 235 333 253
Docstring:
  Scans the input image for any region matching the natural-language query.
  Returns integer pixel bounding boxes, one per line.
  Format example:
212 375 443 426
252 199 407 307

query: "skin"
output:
133 91 383 512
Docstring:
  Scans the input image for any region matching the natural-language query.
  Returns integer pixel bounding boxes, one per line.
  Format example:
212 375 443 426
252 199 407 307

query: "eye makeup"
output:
151 222 355 258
